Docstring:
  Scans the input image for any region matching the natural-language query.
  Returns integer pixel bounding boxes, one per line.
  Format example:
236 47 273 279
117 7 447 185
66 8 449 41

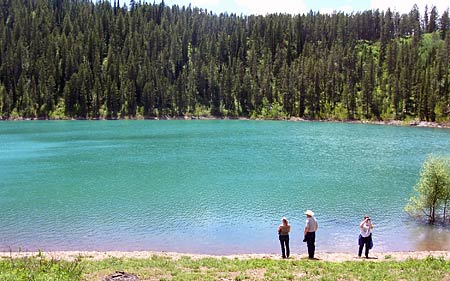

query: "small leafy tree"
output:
405 155 450 223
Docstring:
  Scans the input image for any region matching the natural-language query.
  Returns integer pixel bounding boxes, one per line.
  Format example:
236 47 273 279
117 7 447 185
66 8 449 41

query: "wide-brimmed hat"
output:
304 210 314 216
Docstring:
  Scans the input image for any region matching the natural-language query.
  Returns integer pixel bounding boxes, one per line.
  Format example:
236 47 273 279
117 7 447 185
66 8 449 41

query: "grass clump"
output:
0 254 83 280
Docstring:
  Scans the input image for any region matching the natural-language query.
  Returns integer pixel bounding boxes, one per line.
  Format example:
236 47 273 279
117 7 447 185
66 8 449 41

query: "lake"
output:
1 120 450 255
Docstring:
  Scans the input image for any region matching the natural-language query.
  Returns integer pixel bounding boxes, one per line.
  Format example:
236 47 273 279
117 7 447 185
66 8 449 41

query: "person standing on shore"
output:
358 215 373 258
303 210 318 259
278 217 291 259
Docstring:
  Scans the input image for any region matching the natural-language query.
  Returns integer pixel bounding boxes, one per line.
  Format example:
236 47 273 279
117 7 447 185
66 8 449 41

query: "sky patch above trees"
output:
119 0 449 16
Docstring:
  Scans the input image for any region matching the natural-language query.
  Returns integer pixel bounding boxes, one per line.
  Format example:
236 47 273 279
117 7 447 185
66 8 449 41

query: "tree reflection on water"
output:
409 223 450 251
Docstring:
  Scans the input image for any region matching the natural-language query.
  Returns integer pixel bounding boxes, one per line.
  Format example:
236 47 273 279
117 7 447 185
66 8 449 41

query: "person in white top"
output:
303 210 318 259
358 215 374 258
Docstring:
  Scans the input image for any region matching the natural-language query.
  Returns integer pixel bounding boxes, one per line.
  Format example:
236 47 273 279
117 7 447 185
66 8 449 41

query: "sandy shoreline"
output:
1 250 450 262
2 116 450 129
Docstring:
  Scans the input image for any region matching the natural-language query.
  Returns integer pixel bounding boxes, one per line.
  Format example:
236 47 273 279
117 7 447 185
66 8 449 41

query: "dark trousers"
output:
305 232 316 258
279 235 290 258
358 234 372 258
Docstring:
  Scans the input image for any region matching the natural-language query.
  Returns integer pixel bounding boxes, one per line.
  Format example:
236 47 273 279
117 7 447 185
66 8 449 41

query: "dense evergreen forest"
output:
0 0 449 121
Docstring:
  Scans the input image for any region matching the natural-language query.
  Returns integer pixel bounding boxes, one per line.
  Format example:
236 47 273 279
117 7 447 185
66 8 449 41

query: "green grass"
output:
1 255 450 280
0 254 84 281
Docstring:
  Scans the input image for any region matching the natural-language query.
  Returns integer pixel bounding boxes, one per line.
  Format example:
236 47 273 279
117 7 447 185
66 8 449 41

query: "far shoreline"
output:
2 250 450 262
1 115 450 130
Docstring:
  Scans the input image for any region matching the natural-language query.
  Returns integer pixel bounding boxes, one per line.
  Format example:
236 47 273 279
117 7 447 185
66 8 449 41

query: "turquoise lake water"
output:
1 120 450 254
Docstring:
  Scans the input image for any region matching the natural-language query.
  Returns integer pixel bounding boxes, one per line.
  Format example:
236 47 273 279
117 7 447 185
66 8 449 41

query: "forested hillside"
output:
0 0 449 121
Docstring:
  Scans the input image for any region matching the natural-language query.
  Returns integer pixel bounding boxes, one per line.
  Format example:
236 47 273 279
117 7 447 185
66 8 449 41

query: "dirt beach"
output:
2 250 450 262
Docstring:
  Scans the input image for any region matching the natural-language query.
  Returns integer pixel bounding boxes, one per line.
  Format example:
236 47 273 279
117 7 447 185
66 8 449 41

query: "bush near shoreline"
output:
1 251 450 280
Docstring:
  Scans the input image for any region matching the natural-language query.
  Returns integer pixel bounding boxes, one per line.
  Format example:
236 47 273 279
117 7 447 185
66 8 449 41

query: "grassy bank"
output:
1 254 450 280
